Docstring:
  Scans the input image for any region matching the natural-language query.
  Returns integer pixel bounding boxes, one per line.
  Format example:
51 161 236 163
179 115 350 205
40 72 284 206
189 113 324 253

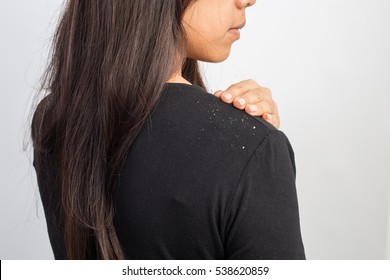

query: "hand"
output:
214 79 280 129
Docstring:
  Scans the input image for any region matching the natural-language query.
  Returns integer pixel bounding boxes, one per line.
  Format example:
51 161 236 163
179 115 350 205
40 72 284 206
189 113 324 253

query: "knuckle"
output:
243 79 257 87
263 87 272 95
254 88 264 99
226 86 240 96
249 79 258 86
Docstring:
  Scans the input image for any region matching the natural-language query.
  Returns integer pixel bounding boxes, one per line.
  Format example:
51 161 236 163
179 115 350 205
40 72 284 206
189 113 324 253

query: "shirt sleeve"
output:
224 129 305 259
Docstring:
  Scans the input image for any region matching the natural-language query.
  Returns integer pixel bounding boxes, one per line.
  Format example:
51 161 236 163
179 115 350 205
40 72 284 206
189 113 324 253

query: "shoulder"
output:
156 83 280 155
128 83 295 195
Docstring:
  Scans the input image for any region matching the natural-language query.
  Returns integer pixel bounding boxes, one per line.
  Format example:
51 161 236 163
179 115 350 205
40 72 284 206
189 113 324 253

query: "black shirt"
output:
36 83 305 259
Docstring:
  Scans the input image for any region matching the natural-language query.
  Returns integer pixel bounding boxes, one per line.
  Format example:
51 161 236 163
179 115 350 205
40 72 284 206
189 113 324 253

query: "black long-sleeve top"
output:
35 83 305 259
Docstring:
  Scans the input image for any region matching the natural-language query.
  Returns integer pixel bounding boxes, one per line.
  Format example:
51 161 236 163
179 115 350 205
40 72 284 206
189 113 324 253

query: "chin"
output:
193 48 232 63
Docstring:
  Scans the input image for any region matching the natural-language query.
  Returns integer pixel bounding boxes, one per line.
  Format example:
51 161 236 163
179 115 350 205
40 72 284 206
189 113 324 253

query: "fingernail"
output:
248 105 258 113
236 97 246 106
223 92 233 101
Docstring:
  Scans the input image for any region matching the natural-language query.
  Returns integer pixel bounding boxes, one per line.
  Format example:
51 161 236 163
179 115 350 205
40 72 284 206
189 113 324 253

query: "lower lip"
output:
228 29 241 39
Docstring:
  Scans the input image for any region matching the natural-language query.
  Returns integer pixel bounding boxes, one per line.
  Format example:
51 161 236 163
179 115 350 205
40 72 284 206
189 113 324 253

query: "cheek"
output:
183 5 236 62
186 31 233 62
185 22 236 63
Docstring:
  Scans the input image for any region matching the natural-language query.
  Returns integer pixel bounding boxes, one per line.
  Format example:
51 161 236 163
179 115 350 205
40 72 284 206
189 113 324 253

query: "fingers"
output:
213 79 281 129
263 112 281 129
247 102 280 129
218 79 260 105
244 98 275 116
214 90 223 98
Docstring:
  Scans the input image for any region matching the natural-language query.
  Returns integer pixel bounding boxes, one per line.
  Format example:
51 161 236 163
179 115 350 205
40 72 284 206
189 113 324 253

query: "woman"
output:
32 0 305 259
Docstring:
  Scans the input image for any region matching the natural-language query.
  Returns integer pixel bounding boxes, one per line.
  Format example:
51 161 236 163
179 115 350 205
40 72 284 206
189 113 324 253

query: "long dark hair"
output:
32 0 205 259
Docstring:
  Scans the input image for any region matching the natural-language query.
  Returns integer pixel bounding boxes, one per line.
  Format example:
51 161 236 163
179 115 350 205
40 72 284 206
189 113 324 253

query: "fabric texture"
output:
35 83 305 259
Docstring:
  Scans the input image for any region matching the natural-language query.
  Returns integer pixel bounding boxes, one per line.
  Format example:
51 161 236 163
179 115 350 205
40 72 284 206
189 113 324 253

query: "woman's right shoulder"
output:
157 83 282 165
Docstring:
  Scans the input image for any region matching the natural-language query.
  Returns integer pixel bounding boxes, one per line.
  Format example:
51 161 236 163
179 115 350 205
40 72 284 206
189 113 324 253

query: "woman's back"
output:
37 83 305 259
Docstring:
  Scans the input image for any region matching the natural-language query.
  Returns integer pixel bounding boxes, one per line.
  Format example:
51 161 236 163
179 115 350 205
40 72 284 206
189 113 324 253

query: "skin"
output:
183 0 249 62
169 0 280 128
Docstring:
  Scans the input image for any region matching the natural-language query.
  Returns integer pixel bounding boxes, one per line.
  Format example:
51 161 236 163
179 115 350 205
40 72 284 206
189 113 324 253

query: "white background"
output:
1 0 389 259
